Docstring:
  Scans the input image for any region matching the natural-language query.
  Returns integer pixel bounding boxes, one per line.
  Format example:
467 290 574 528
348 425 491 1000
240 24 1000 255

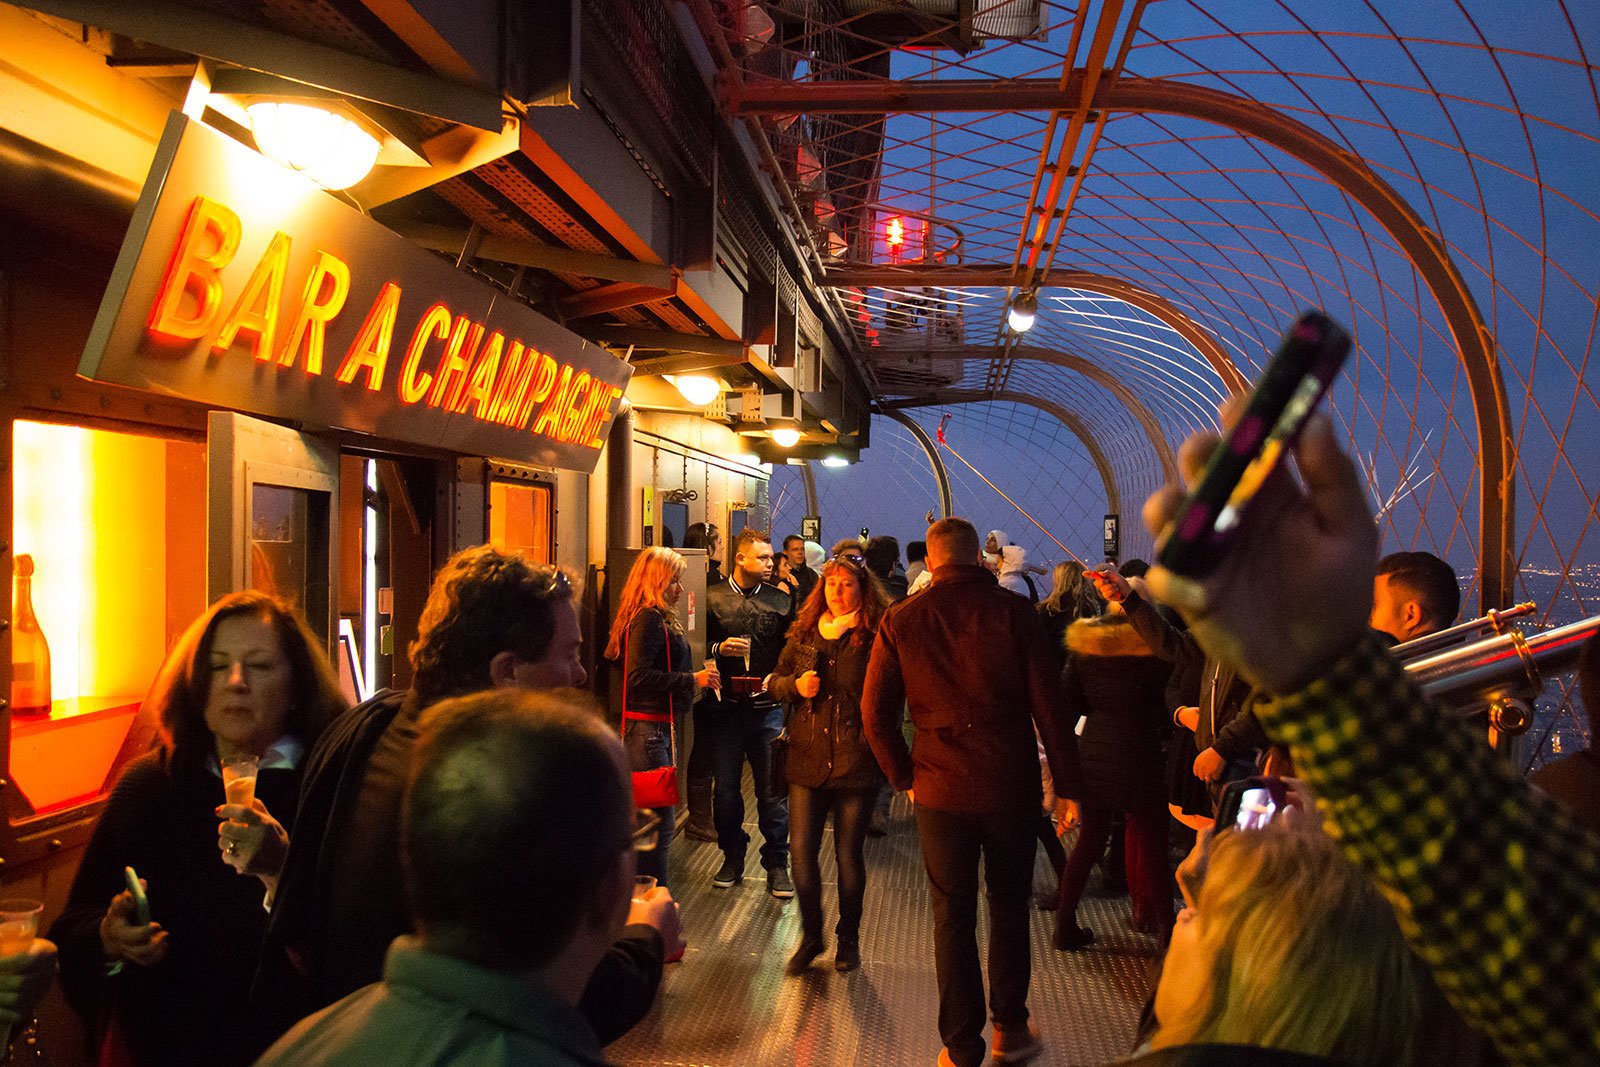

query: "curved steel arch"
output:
1044 272 1249 397
800 461 820 518
737 74 1516 611
1105 76 1513 611
907 344 1180 484
878 408 954 518
886 391 1121 520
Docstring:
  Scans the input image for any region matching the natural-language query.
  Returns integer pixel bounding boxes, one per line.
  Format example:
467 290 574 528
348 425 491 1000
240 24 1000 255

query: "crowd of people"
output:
1 401 1596 1066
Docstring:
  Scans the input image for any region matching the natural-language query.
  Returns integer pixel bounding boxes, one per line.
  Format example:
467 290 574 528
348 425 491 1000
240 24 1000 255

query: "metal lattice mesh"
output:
710 0 1600 763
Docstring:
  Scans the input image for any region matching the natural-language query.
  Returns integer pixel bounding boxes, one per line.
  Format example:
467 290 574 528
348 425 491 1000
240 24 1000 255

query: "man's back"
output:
863 563 1079 812
258 940 610 1067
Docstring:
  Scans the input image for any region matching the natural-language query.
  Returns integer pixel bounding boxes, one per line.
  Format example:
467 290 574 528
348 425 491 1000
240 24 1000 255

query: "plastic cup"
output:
633 875 658 900
0 899 41 957
221 755 259 807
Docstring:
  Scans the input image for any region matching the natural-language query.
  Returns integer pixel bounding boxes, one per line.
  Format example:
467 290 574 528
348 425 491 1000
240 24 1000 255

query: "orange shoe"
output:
991 1023 1043 1064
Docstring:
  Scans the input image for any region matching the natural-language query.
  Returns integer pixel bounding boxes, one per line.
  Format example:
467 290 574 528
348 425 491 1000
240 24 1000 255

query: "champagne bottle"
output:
11 555 51 717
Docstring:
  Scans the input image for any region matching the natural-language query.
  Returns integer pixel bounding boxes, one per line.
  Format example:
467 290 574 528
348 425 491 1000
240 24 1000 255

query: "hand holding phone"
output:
102 867 168 969
1215 776 1288 832
123 866 150 925
1157 311 1351 578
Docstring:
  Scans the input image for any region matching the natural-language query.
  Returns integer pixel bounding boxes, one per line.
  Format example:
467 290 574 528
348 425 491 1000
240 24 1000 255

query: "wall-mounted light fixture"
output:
1006 289 1039 333
245 101 383 190
206 70 427 191
769 422 802 448
668 374 723 407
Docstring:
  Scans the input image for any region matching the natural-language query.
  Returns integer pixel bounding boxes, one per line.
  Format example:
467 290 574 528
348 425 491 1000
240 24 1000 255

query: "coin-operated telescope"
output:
1404 608 1600 755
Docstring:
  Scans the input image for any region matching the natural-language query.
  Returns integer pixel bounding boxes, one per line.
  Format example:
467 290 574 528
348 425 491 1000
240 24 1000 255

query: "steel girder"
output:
885 391 1122 520
733 72 1514 611
877 408 954 519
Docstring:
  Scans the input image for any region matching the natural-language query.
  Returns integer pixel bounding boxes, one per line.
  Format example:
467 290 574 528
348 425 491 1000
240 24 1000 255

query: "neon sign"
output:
83 113 630 471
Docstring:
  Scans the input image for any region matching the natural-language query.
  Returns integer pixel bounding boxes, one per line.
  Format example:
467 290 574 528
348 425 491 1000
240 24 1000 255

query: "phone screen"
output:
1230 786 1280 831
1157 311 1351 577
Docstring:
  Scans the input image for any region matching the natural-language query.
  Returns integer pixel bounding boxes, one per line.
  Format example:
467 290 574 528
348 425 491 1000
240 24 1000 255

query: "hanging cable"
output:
936 414 1087 566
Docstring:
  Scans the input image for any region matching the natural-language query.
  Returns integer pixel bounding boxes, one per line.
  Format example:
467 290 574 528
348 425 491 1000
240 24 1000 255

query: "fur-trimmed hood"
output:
1065 614 1157 658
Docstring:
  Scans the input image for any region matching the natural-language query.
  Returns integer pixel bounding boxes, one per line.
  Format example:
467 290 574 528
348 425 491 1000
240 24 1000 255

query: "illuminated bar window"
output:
10 421 206 816
488 480 552 565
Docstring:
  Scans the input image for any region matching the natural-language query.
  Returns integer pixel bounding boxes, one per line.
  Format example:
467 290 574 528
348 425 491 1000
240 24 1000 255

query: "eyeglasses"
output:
630 808 662 852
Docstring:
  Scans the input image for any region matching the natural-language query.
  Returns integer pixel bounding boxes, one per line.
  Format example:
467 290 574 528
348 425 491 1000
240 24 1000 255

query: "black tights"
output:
789 784 876 945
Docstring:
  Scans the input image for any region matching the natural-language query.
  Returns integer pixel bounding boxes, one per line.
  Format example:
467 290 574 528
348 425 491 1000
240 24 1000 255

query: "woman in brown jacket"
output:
768 554 892 975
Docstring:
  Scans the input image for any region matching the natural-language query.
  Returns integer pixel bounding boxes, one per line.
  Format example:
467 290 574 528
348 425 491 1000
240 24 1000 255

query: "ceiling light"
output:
670 374 722 406
1007 289 1038 333
246 101 383 190
771 426 802 448
821 455 850 468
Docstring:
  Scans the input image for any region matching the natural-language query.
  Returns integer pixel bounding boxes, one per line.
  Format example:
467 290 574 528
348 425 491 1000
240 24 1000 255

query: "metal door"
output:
207 411 339 649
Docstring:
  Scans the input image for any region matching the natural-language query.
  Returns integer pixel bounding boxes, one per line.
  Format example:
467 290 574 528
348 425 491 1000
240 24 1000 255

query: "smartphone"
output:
859 526 870 541
1156 311 1351 577
1215 776 1288 832
123 866 150 925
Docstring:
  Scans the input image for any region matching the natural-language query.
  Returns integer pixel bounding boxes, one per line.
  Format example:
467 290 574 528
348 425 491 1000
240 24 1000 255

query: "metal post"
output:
605 400 636 549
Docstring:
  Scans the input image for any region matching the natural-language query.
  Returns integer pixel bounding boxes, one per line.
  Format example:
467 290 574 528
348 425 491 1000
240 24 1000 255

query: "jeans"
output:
789 784 875 945
623 719 676 885
1056 800 1171 933
915 805 1037 1067
709 702 789 868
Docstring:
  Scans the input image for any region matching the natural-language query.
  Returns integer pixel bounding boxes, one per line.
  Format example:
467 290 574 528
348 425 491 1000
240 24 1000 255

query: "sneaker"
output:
833 939 860 972
712 856 743 888
767 866 795 899
785 937 824 975
991 1023 1043 1064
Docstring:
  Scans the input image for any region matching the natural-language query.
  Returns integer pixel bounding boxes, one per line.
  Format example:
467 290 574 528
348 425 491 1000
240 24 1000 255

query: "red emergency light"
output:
885 216 904 260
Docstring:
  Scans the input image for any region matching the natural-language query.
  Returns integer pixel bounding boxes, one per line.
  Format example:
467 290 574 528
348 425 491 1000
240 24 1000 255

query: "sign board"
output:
641 486 654 546
800 515 821 542
80 113 631 473
1103 513 1120 562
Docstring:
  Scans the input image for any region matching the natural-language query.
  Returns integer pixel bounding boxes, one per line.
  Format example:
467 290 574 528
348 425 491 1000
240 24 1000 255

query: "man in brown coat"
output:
862 517 1082 1067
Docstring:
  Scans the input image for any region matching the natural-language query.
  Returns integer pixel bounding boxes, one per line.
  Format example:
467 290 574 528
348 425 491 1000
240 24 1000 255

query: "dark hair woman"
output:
605 547 719 886
767 554 893 975
51 591 346 1066
1052 599 1174 949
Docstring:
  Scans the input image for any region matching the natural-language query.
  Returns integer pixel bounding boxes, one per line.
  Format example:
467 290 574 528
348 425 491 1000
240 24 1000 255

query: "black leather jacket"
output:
705 575 794 712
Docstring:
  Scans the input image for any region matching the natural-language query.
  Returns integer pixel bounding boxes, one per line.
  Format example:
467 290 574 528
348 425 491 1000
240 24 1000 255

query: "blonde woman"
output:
605 548 719 884
1133 821 1421 1065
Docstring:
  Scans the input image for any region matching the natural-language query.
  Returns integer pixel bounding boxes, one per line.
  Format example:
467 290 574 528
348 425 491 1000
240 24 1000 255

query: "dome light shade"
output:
247 102 382 190
1007 290 1038 333
671 374 722 406
771 426 802 448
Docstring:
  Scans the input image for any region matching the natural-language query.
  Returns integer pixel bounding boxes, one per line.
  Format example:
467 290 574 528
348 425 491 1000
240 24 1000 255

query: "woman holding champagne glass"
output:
606 548 720 887
768 553 892 974
50 591 345 1066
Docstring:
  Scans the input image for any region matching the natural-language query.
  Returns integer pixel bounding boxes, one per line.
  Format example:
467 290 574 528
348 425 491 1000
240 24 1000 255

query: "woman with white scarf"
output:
768 553 893 975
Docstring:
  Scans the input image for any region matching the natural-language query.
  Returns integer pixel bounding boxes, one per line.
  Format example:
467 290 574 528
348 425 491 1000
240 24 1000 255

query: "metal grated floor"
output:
610 789 1160 1067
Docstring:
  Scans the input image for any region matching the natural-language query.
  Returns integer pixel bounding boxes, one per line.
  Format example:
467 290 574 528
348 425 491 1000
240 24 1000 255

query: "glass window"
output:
10 420 206 817
489 480 553 564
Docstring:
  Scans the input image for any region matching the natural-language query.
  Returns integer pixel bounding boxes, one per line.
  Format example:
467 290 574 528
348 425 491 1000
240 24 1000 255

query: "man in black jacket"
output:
255 546 682 1046
863 518 1081 1067
782 534 819 606
704 529 796 896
